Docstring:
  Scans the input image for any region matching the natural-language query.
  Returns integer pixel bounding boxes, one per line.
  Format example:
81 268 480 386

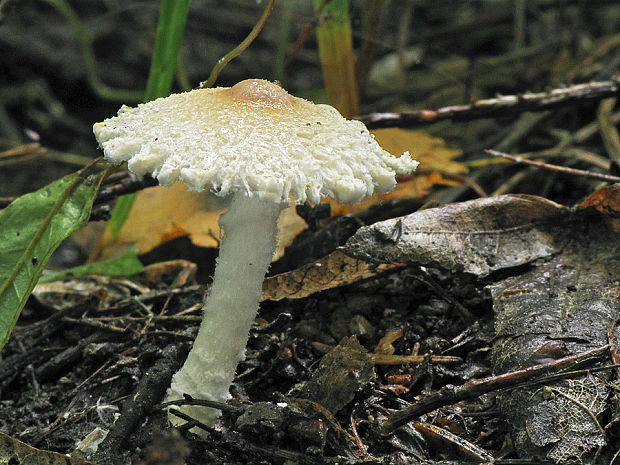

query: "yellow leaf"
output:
96 182 223 260
328 128 465 215
372 128 465 173
96 182 307 261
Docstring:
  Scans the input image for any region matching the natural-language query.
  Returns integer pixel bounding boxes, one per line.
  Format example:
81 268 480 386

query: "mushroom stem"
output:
165 191 283 427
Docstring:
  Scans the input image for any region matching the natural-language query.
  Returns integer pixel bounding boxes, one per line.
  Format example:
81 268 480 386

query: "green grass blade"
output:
145 0 192 101
103 0 191 251
0 169 107 350
44 0 143 103
314 0 358 117
39 245 143 283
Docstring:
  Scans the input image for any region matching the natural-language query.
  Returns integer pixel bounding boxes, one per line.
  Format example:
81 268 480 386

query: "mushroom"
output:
93 79 418 428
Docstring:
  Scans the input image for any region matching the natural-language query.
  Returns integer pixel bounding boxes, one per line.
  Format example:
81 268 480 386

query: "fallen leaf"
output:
578 182 620 217
343 194 568 276
0 431 96 465
489 208 619 462
96 181 307 261
289 336 375 415
328 129 465 215
265 195 569 301
262 251 400 301
339 184 619 462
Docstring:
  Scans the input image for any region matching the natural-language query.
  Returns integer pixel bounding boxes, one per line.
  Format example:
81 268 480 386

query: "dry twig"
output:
358 80 620 129
380 345 610 436
485 149 620 183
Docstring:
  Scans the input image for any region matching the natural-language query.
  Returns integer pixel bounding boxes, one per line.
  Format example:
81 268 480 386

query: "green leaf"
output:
106 194 137 238
39 245 144 284
0 170 105 350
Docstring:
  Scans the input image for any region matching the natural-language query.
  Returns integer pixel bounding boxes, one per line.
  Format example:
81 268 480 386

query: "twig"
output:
94 172 158 204
370 353 462 365
350 413 368 458
379 345 609 436
91 345 183 465
485 149 620 183
358 80 620 129
0 171 158 211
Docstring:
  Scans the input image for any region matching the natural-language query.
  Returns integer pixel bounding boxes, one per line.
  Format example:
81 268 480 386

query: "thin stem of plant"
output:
485 149 620 183
200 0 275 88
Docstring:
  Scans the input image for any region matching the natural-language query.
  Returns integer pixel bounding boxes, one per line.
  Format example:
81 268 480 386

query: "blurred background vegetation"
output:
2 0 619 190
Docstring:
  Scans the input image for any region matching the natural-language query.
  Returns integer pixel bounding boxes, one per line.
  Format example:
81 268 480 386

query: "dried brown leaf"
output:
0 431 96 465
343 194 568 277
578 183 620 217
288 336 375 415
262 251 399 301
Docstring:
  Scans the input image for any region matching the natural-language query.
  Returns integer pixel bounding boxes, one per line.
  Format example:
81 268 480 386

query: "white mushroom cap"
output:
93 79 418 204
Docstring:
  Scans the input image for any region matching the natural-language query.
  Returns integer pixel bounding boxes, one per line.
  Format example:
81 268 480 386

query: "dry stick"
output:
607 319 620 379
92 345 183 465
95 171 158 204
371 353 462 365
0 172 157 211
350 413 369 458
485 149 620 183
379 345 610 436
358 80 620 129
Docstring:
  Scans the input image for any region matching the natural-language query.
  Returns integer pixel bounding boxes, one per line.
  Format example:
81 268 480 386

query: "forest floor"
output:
1 1 619 464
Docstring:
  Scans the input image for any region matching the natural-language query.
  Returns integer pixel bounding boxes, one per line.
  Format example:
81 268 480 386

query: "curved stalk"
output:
166 192 282 428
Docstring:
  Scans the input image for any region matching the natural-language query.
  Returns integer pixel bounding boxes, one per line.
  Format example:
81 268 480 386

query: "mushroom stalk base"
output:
165 192 282 428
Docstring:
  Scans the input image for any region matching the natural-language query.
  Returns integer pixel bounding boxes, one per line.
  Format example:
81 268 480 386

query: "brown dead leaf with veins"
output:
0 431 96 465
262 251 400 301
266 187 620 302
264 194 567 302
328 128 465 215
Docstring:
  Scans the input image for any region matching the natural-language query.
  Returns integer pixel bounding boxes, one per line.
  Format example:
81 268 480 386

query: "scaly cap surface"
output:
93 79 418 204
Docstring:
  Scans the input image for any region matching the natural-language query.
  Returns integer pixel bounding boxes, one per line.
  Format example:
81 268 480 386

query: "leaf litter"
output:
261 184 619 462
2 1 620 462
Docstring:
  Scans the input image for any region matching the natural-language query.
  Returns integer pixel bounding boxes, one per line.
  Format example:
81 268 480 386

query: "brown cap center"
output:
227 79 298 110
